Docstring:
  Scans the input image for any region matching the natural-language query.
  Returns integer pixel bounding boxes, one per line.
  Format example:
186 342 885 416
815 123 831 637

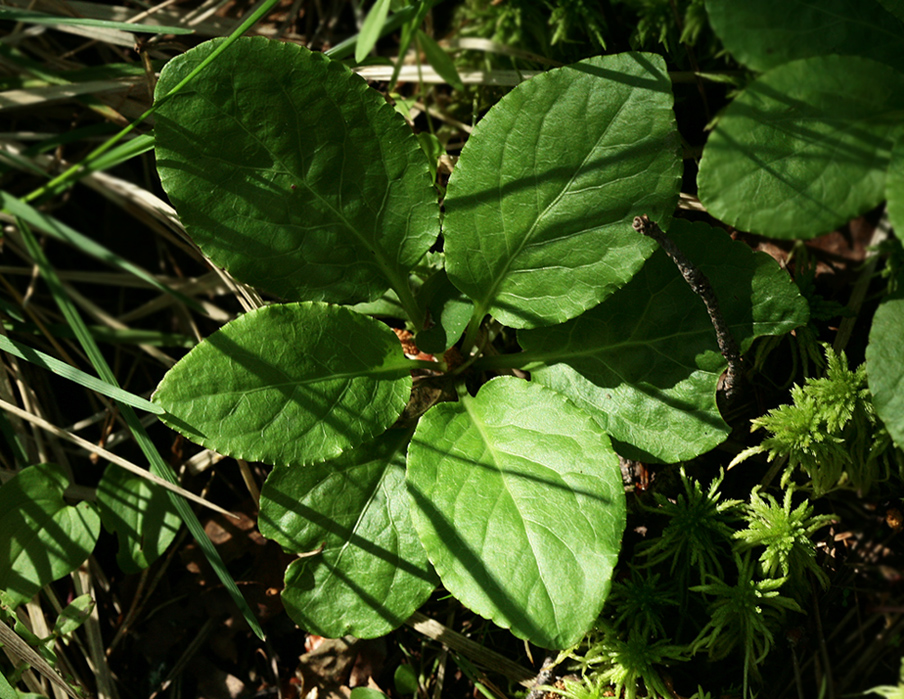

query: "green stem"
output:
393 276 427 330
469 349 545 373
459 307 486 356
406 358 446 372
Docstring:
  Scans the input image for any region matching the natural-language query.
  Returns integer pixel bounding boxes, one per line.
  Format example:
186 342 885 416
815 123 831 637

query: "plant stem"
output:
393 275 427 330
633 215 743 399
459 307 485 358
470 349 543 373
407 358 445 372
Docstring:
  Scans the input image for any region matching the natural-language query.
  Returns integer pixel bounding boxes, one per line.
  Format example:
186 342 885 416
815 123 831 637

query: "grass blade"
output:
0 7 194 34
0 335 163 414
14 217 265 640
0 190 200 312
355 0 392 63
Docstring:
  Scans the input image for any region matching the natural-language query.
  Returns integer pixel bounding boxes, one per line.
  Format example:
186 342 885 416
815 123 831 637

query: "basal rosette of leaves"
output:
151 37 806 648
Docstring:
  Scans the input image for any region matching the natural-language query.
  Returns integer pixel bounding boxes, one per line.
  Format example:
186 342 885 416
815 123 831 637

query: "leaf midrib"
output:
475 90 632 315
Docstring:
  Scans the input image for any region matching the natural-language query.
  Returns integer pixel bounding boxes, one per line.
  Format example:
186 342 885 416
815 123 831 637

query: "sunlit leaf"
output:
96 465 181 574
154 302 412 466
155 37 438 306
0 464 100 607
522 220 809 462
698 56 904 238
867 289 904 449
407 377 625 649
260 428 436 638
443 53 681 328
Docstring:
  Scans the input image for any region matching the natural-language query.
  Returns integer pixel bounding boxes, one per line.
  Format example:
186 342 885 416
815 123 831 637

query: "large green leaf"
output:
96 464 181 574
0 463 100 607
886 134 904 234
153 302 412 466
866 289 904 449
521 220 809 462
259 428 436 638
154 36 438 308
406 377 625 649
698 56 904 239
442 52 681 329
705 0 904 73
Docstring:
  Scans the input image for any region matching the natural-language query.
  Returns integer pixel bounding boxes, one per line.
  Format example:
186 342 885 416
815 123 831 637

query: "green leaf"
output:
0 463 100 607
0 666 15 699
96 464 181 574
417 29 464 91
154 37 438 312
705 0 904 72
416 269 473 353
442 52 681 329
406 377 625 649
259 428 436 638
53 594 94 638
521 220 809 462
154 302 413 466
887 134 904 234
697 56 904 239
350 689 388 699
394 664 419 695
867 289 904 449
356 0 393 63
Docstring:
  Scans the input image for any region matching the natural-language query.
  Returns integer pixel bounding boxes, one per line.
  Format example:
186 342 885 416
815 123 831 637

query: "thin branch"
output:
405 611 536 687
525 655 558 699
632 215 743 399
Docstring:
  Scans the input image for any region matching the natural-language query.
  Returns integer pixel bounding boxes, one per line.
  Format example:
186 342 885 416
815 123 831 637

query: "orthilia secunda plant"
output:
150 36 807 648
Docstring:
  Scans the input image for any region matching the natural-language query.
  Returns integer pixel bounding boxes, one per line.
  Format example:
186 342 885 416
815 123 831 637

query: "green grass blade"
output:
0 190 200 312
22 0 284 205
325 0 443 59
0 8 194 34
14 217 265 640
4 319 194 347
355 0 392 63
87 133 155 171
0 335 163 414
416 29 463 90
